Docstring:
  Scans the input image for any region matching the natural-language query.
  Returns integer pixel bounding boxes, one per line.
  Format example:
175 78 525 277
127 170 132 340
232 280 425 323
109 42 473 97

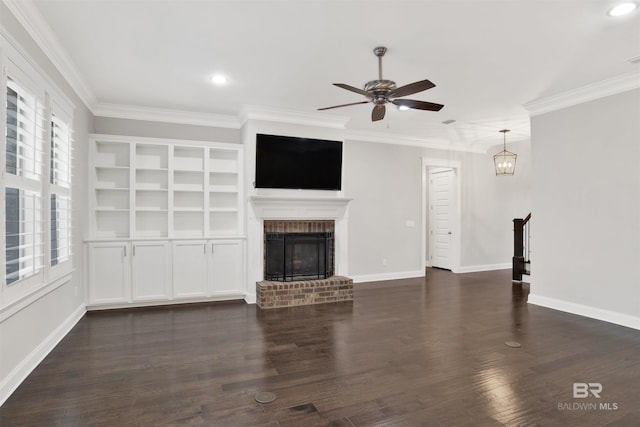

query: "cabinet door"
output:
88 242 130 304
210 240 244 296
132 241 170 301
172 240 208 298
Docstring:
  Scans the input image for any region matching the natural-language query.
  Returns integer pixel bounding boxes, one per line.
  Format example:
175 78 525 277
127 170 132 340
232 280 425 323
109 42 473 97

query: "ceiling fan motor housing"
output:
365 80 396 104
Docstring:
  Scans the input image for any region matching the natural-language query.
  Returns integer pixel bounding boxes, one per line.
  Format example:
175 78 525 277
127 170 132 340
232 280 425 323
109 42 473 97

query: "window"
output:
1 40 74 301
4 76 45 285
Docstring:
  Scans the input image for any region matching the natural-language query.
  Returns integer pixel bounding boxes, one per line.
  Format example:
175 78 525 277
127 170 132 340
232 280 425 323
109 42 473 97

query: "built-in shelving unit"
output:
209 148 241 236
92 141 131 238
87 134 246 309
88 135 244 240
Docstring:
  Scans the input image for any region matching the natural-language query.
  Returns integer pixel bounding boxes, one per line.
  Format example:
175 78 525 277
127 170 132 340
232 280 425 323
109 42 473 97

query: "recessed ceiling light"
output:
398 105 410 111
608 2 637 16
210 74 227 85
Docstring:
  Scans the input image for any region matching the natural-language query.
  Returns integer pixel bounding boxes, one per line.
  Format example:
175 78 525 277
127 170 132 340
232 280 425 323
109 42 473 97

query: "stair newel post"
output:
513 218 525 281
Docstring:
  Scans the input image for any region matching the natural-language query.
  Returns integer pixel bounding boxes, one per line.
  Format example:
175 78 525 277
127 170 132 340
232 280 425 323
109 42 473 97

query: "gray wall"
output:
94 116 241 143
460 139 531 268
343 139 531 277
529 89 640 327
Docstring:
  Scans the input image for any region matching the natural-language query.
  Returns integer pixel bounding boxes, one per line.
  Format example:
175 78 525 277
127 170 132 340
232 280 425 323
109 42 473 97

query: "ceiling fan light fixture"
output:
493 129 517 176
210 74 228 85
608 2 637 16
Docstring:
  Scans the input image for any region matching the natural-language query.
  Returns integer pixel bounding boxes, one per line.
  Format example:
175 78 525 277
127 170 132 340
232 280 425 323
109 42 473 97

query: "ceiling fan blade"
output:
372 104 386 121
317 101 369 111
388 79 435 98
392 99 444 111
334 83 371 97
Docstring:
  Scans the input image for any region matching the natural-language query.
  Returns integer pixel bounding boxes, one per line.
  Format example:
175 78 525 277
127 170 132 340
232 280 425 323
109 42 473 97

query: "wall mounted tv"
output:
255 134 343 190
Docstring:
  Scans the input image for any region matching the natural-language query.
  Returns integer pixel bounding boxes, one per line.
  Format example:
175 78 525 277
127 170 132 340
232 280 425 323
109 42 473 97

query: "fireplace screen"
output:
265 232 334 281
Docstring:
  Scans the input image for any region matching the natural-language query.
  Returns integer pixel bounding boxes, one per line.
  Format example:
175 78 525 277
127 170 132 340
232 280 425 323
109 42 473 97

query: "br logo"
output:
573 383 602 398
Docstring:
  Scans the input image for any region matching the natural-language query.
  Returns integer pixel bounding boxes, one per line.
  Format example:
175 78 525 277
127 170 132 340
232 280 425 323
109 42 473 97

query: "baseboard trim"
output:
244 293 256 305
86 295 245 311
456 263 511 273
351 270 424 284
528 293 640 331
0 303 86 406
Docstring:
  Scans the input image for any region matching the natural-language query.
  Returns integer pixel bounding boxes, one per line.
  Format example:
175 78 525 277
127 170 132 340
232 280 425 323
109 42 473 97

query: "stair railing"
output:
513 213 531 281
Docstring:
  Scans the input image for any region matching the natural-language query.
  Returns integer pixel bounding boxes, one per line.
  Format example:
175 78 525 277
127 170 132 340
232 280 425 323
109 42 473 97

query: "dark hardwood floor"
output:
2 269 640 426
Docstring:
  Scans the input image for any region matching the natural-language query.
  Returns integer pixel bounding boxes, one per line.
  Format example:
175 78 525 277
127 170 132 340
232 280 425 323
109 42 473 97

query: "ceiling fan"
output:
318 46 444 122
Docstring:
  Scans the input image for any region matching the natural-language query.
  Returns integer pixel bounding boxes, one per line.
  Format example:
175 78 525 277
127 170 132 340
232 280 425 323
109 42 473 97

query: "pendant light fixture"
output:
493 129 517 176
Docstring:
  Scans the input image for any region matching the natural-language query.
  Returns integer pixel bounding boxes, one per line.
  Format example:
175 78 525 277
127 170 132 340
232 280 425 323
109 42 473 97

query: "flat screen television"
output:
255 134 343 190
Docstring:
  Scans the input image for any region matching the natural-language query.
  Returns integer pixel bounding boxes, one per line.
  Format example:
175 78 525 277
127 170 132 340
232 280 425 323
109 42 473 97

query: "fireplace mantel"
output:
250 195 352 220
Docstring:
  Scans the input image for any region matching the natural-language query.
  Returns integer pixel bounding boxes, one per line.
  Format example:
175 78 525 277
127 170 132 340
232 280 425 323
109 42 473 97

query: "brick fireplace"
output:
256 220 353 308
248 196 353 308
263 220 334 281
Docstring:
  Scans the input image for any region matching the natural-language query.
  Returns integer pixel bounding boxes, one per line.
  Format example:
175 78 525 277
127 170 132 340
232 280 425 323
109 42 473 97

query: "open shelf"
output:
210 171 237 187
136 169 168 190
95 188 129 210
209 211 239 236
96 168 129 189
136 189 168 210
136 211 168 238
210 192 237 210
209 149 238 173
174 211 204 237
174 190 203 210
174 146 204 171
174 170 204 191
95 141 129 168
95 210 130 238
136 143 168 169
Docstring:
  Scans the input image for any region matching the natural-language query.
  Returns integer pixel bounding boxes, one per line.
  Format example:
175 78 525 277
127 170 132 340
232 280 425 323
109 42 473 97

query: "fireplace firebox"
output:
265 232 334 281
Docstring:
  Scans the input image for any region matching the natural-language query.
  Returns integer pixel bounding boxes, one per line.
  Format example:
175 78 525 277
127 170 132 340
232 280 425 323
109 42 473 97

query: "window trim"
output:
0 32 75 308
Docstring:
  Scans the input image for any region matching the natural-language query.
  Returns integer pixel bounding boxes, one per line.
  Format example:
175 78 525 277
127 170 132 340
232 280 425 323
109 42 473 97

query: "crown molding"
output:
524 72 640 117
345 130 487 154
239 105 350 129
2 0 97 111
93 103 242 129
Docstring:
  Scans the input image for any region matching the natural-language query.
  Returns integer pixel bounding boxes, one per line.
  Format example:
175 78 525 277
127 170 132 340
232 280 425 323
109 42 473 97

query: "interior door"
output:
429 168 453 270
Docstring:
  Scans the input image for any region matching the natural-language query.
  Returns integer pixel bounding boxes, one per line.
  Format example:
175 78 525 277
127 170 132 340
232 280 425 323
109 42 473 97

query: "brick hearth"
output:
256 276 353 309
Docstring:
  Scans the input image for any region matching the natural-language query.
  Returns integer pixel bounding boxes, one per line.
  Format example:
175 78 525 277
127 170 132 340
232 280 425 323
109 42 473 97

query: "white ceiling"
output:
22 0 640 150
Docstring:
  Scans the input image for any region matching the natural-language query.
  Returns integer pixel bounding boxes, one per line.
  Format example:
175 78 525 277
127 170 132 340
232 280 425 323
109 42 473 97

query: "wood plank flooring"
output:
2 269 640 426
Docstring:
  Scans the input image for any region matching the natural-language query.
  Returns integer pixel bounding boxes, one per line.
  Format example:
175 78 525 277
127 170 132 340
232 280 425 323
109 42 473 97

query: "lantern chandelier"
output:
493 129 517 176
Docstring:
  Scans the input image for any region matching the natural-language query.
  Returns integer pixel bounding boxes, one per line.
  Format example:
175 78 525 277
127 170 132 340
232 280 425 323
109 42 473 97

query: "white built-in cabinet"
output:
131 241 171 301
86 134 245 309
87 241 130 305
172 240 208 298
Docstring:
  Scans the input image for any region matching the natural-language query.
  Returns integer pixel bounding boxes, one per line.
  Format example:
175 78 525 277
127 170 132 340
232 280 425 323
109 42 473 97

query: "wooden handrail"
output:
523 212 531 224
